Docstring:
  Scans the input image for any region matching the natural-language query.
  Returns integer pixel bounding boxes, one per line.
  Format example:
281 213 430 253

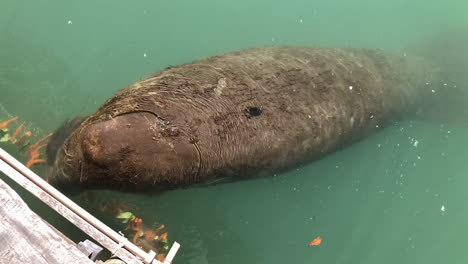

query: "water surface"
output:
1 0 467 263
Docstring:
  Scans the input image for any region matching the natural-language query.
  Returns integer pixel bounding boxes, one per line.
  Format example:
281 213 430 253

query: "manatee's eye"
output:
245 106 262 118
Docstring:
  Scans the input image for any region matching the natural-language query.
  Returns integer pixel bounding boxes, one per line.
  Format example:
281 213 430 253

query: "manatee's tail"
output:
410 28 468 86
407 28 468 124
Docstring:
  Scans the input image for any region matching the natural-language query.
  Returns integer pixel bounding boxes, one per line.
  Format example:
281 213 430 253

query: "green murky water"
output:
1 0 467 263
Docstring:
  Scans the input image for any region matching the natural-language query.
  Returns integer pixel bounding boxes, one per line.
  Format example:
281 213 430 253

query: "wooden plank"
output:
0 178 94 264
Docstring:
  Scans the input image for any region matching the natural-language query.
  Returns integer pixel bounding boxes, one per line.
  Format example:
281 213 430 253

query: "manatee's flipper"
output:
46 116 87 165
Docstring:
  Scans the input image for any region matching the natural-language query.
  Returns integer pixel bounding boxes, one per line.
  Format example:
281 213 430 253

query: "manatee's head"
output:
49 112 201 190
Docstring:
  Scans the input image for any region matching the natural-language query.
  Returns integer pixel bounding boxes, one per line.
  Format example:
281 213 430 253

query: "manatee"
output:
47 46 449 190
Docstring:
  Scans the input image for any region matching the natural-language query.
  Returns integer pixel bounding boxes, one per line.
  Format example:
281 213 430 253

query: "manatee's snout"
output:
80 114 139 168
63 112 201 189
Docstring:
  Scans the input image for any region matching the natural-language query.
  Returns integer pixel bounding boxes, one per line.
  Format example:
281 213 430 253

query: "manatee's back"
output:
122 47 431 177
163 47 429 175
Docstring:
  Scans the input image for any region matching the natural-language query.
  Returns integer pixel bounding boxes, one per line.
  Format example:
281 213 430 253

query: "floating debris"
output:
26 133 52 168
100 199 170 261
308 236 322 246
0 116 18 129
0 116 52 168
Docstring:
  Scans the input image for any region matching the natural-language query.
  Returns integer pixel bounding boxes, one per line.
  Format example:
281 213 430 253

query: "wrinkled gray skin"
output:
48 47 437 190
